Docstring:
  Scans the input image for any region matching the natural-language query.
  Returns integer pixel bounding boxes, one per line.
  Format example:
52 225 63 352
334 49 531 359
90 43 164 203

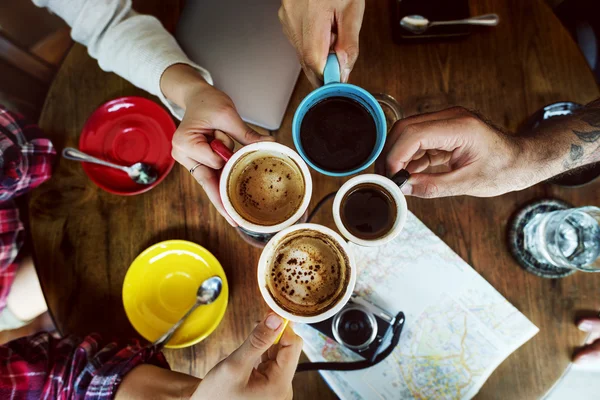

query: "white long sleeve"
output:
32 0 212 119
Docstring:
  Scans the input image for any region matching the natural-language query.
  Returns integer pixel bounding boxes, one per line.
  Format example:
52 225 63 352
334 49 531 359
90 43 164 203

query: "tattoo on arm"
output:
573 113 600 143
573 130 600 143
562 106 600 171
563 143 584 170
569 144 583 161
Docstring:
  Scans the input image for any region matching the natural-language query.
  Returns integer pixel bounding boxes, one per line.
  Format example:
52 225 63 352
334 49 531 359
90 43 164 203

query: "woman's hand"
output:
279 0 365 86
116 314 301 400
161 64 274 225
193 313 303 400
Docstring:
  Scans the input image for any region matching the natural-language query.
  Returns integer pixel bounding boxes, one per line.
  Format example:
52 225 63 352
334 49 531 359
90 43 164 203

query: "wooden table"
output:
29 0 600 399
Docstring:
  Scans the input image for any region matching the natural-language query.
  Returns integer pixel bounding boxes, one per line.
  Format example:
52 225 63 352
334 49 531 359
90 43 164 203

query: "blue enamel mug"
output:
292 54 387 177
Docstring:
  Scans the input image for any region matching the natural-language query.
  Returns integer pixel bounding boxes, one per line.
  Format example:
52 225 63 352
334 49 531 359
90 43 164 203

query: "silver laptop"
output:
176 0 301 130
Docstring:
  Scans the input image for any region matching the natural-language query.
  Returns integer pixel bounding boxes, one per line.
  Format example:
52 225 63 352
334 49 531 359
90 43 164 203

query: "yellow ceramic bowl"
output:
123 240 228 348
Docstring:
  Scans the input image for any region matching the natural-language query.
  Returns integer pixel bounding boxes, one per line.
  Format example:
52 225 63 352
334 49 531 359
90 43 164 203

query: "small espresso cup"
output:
292 54 387 177
333 174 408 247
212 140 313 235
257 223 357 323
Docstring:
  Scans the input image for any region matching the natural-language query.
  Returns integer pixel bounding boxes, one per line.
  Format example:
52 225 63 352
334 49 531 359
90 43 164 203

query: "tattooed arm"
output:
520 98 600 180
377 100 600 198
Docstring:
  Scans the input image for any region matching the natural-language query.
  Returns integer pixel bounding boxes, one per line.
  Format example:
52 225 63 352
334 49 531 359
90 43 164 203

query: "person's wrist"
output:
116 365 201 400
180 78 213 111
509 134 562 189
161 63 211 110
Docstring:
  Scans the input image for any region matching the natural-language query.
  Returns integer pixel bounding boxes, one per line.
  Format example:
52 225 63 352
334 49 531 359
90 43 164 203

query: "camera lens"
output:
332 305 378 350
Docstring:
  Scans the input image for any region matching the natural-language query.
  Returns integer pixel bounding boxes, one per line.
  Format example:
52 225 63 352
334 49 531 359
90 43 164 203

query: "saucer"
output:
79 96 176 195
123 240 229 348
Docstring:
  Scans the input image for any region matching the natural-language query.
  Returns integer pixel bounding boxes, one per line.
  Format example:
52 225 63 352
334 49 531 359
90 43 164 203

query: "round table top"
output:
30 0 600 399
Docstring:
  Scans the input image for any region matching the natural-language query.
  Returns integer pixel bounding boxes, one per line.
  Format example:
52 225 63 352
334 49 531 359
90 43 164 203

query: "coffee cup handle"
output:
210 139 234 162
323 53 341 85
391 169 411 189
274 318 289 344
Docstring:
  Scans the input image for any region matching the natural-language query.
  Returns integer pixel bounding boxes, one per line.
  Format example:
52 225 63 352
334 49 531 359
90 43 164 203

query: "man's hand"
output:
193 313 303 400
574 317 600 365
375 107 529 198
377 100 600 199
161 64 274 226
279 0 365 86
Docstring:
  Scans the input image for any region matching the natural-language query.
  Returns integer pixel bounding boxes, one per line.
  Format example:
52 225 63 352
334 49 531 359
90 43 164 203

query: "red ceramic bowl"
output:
78 97 176 195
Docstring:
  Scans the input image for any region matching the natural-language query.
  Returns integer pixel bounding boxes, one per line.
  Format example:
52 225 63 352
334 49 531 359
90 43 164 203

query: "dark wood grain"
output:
29 0 599 399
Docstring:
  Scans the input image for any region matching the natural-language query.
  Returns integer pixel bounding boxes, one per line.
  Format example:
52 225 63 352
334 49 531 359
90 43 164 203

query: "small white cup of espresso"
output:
214 141 313 235
333 174 408 247
257 223 357 323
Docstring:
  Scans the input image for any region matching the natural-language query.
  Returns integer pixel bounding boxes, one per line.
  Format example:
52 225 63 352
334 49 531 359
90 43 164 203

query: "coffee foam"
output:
266 229 350 317
228 154 305 226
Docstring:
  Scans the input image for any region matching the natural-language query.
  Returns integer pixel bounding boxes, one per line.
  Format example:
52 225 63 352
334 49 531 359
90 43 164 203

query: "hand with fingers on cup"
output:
192 313 303 400
375 107 525 198
376 100 600 199
161 64 275 226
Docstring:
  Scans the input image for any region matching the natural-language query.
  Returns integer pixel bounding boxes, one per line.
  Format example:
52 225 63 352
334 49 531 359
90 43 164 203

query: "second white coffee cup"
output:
213 140 313 234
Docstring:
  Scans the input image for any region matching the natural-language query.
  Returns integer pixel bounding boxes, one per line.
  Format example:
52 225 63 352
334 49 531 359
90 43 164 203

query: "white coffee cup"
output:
214 141 313 234
257 223 357 323
333 174 407 247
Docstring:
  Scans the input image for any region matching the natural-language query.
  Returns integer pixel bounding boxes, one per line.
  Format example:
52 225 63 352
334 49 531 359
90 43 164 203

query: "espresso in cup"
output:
333 174 408 247
340 183 398 240
299 97 377 172
292 54 387 177
228 153 305 226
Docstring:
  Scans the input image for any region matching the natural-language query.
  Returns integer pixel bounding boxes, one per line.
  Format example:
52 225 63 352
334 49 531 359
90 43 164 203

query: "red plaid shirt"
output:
0 105 56 311
0 332 169 399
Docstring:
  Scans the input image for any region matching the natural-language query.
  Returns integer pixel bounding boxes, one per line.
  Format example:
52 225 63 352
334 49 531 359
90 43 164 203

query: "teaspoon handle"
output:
62 147 128 172
152 302 201 349
429 13 499 27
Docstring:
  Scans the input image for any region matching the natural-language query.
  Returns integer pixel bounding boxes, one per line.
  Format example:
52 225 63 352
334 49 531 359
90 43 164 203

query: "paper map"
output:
295 212 538 400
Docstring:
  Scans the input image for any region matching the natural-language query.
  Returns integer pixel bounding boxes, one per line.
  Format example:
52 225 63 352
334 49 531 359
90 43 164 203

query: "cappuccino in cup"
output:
258 224 356 323
219 142 313 234
228 154 305 226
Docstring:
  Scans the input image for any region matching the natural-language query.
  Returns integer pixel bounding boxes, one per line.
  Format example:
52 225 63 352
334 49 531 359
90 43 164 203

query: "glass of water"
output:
524 206 600 271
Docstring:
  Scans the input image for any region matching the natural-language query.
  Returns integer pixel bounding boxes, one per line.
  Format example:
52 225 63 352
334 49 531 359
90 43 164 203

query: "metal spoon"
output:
400 13 499 34
62 147 158 185
152 276 223 349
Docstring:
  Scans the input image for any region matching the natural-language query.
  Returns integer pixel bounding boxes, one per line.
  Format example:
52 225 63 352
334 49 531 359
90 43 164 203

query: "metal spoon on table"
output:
400 13 499 35
62 147 158 185
152 276 223 349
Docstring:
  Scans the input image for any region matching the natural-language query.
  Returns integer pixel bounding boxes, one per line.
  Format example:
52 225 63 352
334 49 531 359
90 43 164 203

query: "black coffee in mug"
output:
299 97 377 172
340 183 397 240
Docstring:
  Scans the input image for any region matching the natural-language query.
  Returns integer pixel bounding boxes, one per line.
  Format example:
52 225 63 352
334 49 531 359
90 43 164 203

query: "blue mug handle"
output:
323 53 341 85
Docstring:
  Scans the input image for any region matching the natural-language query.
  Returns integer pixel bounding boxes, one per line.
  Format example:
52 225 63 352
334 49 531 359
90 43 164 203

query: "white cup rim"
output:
332 174 407 247
219 142 313 233
257 223 357 323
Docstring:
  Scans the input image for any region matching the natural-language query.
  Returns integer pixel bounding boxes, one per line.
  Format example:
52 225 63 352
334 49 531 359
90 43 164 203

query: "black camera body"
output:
309 295 398 361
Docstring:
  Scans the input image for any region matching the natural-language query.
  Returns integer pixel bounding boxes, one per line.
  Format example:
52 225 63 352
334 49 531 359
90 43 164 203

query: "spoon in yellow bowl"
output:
152 276 223 349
